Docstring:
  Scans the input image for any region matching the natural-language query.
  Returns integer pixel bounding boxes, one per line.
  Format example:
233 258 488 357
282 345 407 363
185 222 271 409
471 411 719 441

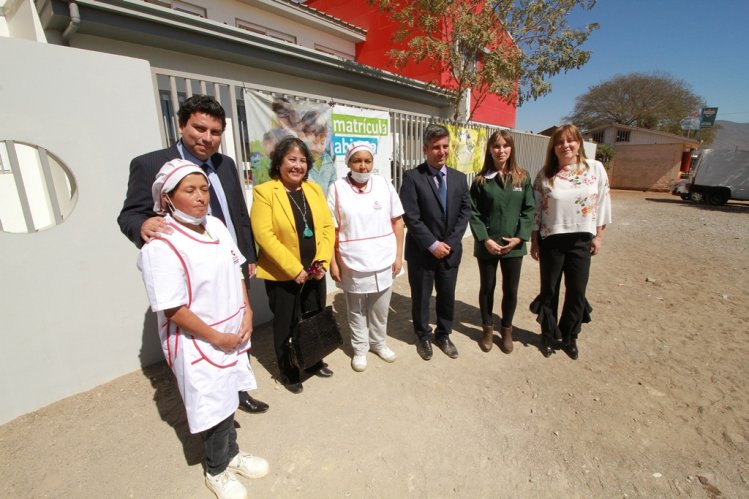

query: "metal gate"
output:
151 67 550 191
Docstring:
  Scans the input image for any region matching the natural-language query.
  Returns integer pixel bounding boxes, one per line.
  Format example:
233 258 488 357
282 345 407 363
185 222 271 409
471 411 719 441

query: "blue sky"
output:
514 0 749 133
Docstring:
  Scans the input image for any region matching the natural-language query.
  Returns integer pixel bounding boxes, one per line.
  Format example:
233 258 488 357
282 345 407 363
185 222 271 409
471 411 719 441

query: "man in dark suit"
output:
118 95 269 413
399 124 471 360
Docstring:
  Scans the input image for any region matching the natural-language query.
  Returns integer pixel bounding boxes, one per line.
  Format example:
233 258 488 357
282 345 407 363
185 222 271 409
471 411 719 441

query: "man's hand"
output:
431 242 451 259
140 216 172 243
247 263 257 279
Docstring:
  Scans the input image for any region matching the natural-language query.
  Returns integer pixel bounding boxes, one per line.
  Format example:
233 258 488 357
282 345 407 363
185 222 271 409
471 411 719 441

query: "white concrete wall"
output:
0 37 165 424
0 0 47 41
161 0 356 57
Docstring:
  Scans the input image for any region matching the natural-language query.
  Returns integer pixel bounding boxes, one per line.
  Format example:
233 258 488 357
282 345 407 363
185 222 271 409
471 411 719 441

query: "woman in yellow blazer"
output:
251 137 335 394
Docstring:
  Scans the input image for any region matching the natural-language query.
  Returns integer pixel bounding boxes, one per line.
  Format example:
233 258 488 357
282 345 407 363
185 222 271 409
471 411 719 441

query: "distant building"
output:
584 124 700 191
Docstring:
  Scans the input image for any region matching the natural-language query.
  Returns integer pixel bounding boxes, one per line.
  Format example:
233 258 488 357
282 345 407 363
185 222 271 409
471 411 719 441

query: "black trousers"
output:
477 256 523 327
537 233 592 341
202 414 238 475
407 261 459 340
265 278 326 383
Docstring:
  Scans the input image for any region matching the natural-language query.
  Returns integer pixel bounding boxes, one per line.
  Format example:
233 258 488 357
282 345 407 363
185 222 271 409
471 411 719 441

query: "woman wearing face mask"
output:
251 137 335 394
327 142 405 372
530 124 611 359
469 130 535 354
137 159 268 498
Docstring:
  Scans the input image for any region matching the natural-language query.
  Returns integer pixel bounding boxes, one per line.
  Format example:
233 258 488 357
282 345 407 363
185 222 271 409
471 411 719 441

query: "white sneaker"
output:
205 469 247 499
228 451 269 479
373 346 397 363
351 354 368 372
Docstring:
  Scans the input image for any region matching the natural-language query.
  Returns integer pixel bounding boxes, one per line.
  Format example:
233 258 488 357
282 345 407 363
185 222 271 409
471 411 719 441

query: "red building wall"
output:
307 0 516 127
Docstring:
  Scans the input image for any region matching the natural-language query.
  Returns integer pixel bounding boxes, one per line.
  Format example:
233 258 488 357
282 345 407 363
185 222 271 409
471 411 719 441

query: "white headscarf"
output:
344 141 375 166
151 159 209 215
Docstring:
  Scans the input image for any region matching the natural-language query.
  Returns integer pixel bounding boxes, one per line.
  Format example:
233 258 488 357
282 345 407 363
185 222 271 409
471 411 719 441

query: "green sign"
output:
700 107 718 128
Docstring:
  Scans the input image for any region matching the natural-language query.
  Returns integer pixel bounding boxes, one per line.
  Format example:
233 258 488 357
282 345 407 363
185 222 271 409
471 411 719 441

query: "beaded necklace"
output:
288 190 313 238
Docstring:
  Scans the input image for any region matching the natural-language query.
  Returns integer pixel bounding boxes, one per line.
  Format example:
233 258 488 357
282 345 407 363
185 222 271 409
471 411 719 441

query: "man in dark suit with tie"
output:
399 124 471 360
118 95 269 413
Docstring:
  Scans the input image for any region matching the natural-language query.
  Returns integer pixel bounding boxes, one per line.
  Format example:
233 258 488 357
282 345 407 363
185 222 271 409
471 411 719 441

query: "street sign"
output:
700 107 718 128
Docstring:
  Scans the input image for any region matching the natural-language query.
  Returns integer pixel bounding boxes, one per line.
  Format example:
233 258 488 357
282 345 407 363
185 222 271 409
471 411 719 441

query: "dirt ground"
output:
1 191 748 498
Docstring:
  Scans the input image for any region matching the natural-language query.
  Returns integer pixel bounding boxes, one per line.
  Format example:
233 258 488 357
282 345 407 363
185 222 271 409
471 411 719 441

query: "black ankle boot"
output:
540 335 553 358
564 337 578 360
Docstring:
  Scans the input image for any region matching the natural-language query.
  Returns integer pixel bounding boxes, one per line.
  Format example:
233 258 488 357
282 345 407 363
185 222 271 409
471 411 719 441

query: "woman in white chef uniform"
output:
328 142 405 372
138 159 268 499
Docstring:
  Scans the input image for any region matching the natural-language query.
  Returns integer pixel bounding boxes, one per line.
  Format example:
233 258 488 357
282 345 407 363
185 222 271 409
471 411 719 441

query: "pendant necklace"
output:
288 190 313 238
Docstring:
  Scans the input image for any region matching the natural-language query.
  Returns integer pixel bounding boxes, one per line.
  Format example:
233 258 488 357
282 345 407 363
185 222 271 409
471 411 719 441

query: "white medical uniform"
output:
327 175 404 354
328 175 404 293
138 215 256 434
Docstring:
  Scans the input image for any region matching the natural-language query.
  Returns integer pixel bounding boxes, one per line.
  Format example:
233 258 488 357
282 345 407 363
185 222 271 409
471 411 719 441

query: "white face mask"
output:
350 171 371 184
166 198 206 226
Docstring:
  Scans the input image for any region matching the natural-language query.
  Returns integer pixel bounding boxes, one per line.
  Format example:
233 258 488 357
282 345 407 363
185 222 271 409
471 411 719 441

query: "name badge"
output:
513 187 523 192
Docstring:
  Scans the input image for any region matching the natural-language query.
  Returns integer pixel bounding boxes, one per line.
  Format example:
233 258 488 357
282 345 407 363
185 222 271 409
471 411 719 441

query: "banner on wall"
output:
243 89 335 193
330 105 392 183
444 124 487 173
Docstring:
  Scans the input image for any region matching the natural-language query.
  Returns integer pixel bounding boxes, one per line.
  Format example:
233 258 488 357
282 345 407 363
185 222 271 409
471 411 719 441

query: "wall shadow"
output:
452 299 542 351
248 292 351 382
138 309 162 368
645 197 749 213
141 362 204 466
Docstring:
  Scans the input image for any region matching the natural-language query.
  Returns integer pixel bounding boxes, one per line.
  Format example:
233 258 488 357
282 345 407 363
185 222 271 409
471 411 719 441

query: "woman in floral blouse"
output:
530 124 611 359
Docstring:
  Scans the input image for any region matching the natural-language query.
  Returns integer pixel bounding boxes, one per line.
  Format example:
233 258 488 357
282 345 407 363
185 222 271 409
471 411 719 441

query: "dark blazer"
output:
117 144 257 266
399 162 471 268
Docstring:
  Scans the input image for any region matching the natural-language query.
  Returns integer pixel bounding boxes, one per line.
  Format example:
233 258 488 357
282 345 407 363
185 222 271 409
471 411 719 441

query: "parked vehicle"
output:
673 149 749 205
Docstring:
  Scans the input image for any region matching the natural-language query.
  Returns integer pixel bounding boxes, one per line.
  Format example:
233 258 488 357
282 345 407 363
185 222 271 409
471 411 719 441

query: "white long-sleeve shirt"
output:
533 159 611 238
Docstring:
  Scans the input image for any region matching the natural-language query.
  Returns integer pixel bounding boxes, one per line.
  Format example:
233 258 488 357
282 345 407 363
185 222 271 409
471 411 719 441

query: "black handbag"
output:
289 290 342 371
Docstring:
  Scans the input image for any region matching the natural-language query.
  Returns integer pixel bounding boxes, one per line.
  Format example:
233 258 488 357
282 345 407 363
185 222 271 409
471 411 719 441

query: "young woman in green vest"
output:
469 130 535 353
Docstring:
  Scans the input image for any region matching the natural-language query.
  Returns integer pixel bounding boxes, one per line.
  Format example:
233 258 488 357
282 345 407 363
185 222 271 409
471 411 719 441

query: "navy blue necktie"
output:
436 170 447 210
201 163 226 225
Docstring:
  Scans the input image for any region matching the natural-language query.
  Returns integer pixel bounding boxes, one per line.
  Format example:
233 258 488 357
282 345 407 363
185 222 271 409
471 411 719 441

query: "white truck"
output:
672 149 749 205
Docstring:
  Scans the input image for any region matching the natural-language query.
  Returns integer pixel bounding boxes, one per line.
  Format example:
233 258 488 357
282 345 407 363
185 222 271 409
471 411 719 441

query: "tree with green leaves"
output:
372 0 598 122
565 71 715 142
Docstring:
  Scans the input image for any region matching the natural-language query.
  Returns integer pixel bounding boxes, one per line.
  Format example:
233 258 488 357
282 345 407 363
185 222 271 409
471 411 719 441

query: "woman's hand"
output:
499 237 521 255
330 259 341 282
392 256 403 278
238 306 253 343
590 235 603 256
530 241 540 261
294 269 309 284
213 331 243 353
484 239 503 256
312 266 326 280
530 231 540 261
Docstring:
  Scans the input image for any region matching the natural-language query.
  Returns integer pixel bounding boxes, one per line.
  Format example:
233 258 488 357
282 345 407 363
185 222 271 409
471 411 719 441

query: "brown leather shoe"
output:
499 325 513 354
479 324 493 352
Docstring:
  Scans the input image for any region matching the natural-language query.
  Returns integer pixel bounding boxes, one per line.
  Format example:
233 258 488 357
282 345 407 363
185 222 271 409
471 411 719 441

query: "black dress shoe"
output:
278 375 303 394
563 338 579 360
314 365 334 378
284 381 303 394
540 336 553 358
238 394 269 414
416 337 433 361
435 336 459 359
